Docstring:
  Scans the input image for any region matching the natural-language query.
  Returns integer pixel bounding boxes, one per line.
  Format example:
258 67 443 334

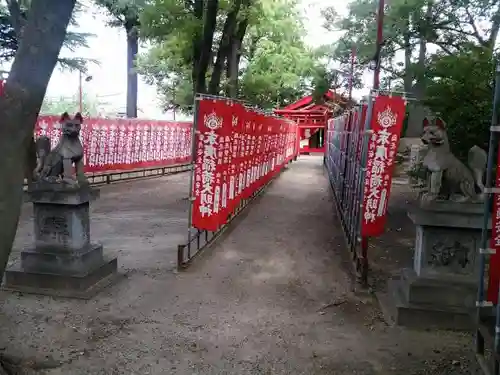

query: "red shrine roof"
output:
274 90 352 128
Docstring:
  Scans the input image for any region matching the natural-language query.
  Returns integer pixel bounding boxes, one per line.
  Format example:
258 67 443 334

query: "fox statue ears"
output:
422 116 446 129
60 112 84 123
435 117 446 129
74 112 83 123
60 112 70 122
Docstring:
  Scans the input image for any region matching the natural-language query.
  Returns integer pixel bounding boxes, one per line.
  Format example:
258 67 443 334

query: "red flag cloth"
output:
191 99 233 231
360 95 407 237
487 148 500 303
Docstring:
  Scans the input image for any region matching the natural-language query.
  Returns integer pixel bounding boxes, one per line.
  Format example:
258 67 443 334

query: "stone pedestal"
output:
378 201 489 330
3 183 118 299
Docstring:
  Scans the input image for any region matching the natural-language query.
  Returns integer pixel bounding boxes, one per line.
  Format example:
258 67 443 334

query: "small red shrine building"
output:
274 90 352 154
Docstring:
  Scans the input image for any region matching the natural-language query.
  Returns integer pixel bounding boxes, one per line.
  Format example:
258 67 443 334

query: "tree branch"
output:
5 0 25 38
464 6 487 45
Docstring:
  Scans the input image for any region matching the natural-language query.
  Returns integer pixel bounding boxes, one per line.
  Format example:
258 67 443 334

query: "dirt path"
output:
1 157 480 374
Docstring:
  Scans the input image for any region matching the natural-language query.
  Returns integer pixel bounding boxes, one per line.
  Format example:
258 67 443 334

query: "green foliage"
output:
323 0 500 158
138 0 320 111
240 1 317 109
424 45 495 158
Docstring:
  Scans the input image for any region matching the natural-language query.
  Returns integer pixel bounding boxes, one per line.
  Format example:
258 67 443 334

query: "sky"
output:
3 0 369 120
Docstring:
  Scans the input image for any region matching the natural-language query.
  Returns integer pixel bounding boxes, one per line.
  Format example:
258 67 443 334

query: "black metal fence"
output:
325 96 372 286
177 93 297 269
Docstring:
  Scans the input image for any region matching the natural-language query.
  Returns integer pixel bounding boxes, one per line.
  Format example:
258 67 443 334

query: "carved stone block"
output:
413 225 478 278
33 203 90 252
3 185 118 299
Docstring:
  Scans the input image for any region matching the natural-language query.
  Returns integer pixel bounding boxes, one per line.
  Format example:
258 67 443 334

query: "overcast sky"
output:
3 0 370 119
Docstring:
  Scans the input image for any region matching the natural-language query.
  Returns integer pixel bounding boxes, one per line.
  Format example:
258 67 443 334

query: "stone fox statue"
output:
420 117 487 202
32 112 86 185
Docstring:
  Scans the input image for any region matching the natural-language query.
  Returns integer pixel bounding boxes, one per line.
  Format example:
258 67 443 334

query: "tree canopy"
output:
136 0 326 112
320 0 500 155
0 0 96 72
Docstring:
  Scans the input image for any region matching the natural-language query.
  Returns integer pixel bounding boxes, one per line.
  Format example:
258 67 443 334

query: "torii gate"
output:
274 90 352 155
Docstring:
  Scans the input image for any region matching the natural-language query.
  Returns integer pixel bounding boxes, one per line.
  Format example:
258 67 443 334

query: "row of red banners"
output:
191 99 298 231
327 95 406 238
34 116 192 173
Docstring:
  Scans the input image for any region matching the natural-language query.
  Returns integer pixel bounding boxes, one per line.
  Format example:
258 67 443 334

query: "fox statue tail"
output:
33 135 52 179
468 145 487 193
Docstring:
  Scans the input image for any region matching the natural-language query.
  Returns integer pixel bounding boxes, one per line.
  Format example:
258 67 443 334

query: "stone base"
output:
21 243 104 275
377 268 475 330
3 257 118 299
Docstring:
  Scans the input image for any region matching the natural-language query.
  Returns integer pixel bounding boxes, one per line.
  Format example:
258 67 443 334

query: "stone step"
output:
376 276 475 331
20 244 104 275
3 257 118 299
398 268 476 308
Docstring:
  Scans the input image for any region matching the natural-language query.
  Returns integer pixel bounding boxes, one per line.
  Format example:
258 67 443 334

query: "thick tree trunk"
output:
208 1 241 95
5 0 25 37
0 0 76 281
126 24 138 118
226 18 248 98
193 0 219 95
191 0 203 95
414 1 433 100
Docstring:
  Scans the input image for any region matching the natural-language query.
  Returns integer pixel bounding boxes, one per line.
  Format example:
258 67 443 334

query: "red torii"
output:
274 90 352 154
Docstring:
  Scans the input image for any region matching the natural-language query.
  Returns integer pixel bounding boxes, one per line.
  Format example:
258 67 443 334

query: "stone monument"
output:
379 117 489 330
3 112 118 298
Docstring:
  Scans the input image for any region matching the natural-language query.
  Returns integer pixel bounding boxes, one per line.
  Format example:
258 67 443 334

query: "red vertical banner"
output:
0 79 4 96
191 99 232 231
488 149 500 303
242 117 253 199
360 95 407 237
228 103 244 213
216 103 234 225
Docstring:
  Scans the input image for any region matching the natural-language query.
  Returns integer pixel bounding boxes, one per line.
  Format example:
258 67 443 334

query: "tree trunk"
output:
6 0 25 37
226 18 248 98
126 24 138 118
193 0 219 95
191 0 203 95
0 0 76 281
414 1 433 100
403 18 413 93
208 1 241 95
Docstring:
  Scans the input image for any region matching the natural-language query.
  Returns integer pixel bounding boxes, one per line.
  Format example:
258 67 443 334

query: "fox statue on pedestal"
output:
27 112 87 187
420 117 487 203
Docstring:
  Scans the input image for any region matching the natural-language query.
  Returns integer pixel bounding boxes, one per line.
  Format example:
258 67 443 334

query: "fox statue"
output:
30 112 86 186
420 117 487 202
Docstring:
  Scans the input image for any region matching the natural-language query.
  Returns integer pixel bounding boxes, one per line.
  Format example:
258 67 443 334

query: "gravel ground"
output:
0 156 482 374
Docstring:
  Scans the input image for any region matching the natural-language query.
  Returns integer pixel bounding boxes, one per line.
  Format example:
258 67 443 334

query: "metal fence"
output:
325 97 371 286
177 93 298 269
476 63 500 375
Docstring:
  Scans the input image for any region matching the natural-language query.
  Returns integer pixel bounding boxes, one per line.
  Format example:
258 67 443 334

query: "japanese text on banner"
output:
34 116 192 173
361 95 407 237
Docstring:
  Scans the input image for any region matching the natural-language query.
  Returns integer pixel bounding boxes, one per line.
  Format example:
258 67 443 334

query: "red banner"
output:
33 116 192 173
191 99 298 231
360 95 407 237
487 149 500 303
0 79 4 97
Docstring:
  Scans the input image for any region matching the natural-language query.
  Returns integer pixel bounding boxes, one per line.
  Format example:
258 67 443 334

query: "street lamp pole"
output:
79 70 83 113
78 71 93 113
348 45 356 101
373 0 385 90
